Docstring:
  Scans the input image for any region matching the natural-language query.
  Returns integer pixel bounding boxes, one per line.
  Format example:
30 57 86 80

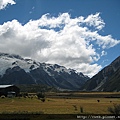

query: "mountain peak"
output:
0 52 23 60
0 52 89 90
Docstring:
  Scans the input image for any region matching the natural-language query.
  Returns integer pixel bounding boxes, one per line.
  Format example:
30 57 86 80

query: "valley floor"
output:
0 92 120 119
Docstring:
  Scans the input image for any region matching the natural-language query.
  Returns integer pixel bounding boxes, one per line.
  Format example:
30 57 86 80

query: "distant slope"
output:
101 67 120 91
82 56 120 91
0 52 89 90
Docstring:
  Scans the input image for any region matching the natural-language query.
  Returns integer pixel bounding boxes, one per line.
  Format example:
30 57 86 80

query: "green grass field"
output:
0 92 120 114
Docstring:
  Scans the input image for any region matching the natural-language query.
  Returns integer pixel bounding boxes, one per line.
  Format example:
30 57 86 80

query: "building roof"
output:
0 85 14 89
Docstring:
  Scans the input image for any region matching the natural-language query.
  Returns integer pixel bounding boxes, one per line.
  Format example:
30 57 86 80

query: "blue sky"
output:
0 0 120 77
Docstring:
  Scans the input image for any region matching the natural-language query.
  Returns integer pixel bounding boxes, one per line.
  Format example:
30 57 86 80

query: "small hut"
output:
0 85 20 97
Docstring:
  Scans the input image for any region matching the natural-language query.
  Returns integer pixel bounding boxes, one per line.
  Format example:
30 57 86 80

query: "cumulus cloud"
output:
0 20 50 56
0 0 16 10
0 13 120 77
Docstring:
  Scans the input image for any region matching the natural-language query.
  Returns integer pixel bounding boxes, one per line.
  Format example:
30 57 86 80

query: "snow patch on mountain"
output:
0 53 89 90
0 53 40 76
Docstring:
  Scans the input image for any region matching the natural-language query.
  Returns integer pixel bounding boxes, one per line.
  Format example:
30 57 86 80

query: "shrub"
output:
22 92 28 98
18 93 22 98
108 104 120 114
73 105 77 111
97 100 100 102
80 106 83 113
41 98 45 102
37 92 45 99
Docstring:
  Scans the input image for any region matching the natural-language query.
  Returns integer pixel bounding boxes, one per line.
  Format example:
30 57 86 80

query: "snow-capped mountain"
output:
82 56 120 91
0 53 89 90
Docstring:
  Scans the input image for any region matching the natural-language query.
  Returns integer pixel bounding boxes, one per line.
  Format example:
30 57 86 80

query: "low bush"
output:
41 98 45 102
37 92 45 99
108 104 120 114
80 106 83 113
73 105 77 111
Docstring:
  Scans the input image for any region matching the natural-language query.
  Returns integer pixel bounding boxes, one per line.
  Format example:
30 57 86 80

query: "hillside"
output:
82 56 120 91
0 53 89 90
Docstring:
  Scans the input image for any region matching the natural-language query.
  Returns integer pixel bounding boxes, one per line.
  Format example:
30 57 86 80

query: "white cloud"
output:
101 50 107 56
0 13 120 77
84 13 105 30
0 0 16 10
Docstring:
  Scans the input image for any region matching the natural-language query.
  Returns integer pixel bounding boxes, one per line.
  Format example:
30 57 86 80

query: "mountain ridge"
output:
0 52 89 90
0 52 119 91
82 56 120 91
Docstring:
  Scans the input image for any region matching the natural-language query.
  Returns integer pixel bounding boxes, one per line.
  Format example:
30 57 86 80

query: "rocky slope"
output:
0 53 89 90
82 56 120 91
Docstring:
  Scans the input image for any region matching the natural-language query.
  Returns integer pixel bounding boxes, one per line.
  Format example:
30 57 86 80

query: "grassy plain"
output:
0 92 120 115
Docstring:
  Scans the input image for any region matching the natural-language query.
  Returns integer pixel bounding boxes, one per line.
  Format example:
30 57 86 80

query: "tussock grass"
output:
0 92 120 114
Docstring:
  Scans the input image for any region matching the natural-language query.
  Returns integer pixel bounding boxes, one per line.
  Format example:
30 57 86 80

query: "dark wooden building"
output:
0 85 20 97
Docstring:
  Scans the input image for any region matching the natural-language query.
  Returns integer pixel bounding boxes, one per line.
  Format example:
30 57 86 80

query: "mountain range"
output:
82 56 120 92
0 52 89 90
0 52 120 91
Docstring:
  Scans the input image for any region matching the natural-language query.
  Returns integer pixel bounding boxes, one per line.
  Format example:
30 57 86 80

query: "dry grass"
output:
0 95 120 114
